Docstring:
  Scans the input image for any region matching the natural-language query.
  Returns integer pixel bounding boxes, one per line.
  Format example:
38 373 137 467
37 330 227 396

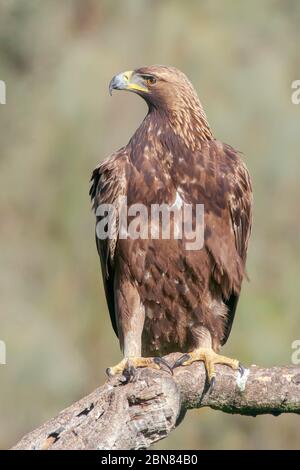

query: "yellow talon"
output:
173 347 240 385
106 356 172 377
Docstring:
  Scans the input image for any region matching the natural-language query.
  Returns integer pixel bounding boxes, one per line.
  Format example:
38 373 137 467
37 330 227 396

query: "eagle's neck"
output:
167 104 213 147
129 97 213 170
146 100 213 152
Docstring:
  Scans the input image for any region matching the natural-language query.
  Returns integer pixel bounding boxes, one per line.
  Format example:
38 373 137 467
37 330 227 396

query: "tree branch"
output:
12 353 300 450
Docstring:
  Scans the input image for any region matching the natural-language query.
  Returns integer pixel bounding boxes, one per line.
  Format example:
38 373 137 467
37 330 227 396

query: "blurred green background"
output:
1 0 300 450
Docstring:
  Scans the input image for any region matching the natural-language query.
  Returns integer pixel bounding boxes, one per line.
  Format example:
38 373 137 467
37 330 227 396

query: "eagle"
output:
90 65 252 388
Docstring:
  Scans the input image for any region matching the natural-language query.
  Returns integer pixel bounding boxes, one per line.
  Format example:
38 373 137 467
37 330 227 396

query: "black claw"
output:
208 376 216 394
121 364 137 384
154 357 173 375
238 363 245 377
106 367 113 378
172 353 191 370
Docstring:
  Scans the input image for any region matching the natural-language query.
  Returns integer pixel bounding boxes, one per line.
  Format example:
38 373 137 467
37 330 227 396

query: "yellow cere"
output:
122 70 149 93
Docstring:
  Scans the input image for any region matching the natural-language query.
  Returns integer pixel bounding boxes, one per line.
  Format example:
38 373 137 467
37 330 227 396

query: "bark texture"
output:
12 353 300 450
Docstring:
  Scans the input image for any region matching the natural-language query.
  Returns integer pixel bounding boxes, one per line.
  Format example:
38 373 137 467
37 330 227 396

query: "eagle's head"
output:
109 65 212 142
109 65 198 110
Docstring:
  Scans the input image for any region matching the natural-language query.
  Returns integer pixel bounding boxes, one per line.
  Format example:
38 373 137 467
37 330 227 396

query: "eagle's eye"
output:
142 75 156 86
147 76 156 85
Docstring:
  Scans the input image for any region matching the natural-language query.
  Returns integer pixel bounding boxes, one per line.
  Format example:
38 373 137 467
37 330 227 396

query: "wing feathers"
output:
90 151 129 337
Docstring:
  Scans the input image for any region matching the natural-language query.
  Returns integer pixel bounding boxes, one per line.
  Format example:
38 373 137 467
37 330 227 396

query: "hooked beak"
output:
109 70 149 96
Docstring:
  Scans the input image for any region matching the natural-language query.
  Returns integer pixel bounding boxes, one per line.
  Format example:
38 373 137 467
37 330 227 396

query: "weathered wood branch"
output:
12 353 300 450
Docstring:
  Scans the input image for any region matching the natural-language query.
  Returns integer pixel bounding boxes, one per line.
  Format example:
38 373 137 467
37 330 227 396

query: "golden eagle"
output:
90 66 252 387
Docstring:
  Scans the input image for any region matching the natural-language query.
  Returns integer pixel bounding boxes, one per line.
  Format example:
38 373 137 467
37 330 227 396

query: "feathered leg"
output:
106 275 172 379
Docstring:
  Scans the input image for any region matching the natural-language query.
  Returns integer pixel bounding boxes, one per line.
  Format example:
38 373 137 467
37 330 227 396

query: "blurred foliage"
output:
0 0 300 449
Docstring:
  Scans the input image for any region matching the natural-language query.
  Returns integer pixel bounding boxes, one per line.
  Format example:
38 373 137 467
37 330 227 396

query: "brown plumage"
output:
90 65 252 376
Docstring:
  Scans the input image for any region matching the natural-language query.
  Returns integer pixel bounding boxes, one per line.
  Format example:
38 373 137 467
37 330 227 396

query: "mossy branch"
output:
12 353 300 450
